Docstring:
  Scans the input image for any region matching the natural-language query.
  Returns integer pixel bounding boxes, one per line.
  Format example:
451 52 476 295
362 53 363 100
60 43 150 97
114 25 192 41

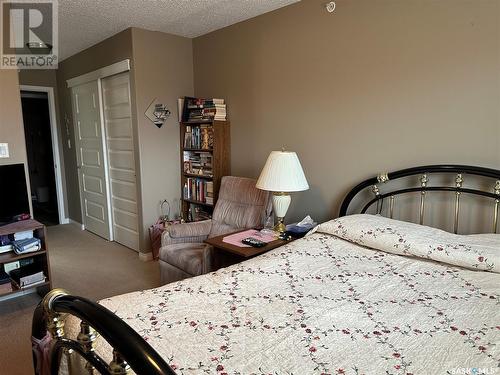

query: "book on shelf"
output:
0 244 13 254
182 97 227 122
188 204 212 222
14 230 33 241
0 266 9 284
183 178 213 204
183 151 213 176
184 125 214 150
12 237 41 255
10 263 45 288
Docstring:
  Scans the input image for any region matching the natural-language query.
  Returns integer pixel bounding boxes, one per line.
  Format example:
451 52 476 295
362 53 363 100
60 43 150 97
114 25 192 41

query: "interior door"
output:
101 72 139 251
71 81 112 240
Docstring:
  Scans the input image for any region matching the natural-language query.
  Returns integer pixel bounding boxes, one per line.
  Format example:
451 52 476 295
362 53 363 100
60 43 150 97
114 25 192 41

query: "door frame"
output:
20 85 69 225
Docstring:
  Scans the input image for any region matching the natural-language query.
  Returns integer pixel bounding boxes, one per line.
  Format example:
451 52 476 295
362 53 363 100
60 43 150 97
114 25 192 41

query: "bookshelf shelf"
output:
183 173 213 179
0 281 50 298
180 119 230 222
0 249 47 264
183 148 213 152
183 199 214 208
0 219 52 300
182 120 215 125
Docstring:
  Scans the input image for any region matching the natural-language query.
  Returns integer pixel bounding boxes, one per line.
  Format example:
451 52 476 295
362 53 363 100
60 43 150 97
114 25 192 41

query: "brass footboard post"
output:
43 289 68 339
77 321 99 374
42 289 69 374
109 350 131 374
374 172 389 215
454 174 463 234
419 174 428 225
494 180 500 233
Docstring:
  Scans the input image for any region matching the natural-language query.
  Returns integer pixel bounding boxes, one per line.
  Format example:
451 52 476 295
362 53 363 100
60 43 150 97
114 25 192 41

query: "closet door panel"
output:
102 72 140 251
71 81 112 240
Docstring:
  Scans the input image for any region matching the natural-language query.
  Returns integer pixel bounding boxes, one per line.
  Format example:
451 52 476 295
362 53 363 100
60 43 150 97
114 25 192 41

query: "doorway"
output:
20 87 66 226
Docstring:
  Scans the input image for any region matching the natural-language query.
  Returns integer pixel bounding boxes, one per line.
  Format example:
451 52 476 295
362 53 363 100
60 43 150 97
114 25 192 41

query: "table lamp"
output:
256 150 309 233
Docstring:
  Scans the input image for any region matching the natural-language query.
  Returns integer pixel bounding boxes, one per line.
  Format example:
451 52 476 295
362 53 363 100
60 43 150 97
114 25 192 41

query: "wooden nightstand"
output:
204 229 290 269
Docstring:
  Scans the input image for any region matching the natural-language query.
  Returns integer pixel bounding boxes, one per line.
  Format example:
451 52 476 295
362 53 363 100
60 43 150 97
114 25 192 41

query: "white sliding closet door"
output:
101 72 139 251
72 81 112 240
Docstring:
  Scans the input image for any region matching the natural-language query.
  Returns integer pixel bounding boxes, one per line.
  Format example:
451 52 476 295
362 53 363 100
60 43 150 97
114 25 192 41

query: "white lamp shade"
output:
256 151 309 192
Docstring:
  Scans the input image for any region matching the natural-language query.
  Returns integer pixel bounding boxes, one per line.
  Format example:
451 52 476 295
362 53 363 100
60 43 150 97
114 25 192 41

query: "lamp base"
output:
274 217 286 234
271 193 291 234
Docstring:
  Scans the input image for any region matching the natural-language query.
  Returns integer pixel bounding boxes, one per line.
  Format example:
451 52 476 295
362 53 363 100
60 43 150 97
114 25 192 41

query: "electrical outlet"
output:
0 143 9 158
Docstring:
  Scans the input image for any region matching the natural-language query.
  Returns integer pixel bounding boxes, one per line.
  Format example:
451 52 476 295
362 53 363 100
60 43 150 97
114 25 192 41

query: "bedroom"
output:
0 0 499 374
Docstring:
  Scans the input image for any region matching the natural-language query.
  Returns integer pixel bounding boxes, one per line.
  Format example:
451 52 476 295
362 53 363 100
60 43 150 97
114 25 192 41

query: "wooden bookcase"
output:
0 219 52 299
180 120 230 221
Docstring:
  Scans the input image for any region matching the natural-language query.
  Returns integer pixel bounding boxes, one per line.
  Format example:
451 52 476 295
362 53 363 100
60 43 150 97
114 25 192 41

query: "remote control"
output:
242 237 266 247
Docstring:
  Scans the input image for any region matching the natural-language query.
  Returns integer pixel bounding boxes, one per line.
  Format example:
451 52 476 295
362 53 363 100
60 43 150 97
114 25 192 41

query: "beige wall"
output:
0 70 32 215
0 71 27 166
131 28 194 251
19 69 58 88
193 0 500 224
56 28 134 224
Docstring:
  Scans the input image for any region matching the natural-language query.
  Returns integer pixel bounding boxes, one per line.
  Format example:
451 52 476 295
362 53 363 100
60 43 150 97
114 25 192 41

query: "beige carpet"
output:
0 223 160 375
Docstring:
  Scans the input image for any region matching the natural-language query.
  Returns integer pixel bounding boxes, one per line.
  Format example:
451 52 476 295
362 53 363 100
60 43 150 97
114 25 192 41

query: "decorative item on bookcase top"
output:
145 98 171 128
182 96 226 122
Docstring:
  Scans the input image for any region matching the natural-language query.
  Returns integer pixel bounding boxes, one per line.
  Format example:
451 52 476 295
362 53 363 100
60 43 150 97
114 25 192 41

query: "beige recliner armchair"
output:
159 176 270 285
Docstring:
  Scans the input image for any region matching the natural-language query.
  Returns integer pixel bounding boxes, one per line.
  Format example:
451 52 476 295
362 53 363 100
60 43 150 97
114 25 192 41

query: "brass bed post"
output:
454 174 463 234
389 195 395 219
494 180 500 233
419 174 428 225
372 184 381 214
109 350 131 374
42 289 74 375
375 173 389 215
77 321 99 374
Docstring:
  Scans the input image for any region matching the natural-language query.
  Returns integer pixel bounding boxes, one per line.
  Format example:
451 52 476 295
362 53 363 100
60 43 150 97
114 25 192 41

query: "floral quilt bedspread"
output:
66 215 500 375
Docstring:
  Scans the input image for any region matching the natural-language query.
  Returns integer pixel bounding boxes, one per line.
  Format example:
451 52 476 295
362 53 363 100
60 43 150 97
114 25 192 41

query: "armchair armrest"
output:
161 220 212 246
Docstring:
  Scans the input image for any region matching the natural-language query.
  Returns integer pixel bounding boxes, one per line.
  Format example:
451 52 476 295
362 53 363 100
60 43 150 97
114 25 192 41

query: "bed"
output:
32 165 500 375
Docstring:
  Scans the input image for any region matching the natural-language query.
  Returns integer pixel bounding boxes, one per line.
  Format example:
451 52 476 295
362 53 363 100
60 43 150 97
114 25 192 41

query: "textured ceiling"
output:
58 0 299 60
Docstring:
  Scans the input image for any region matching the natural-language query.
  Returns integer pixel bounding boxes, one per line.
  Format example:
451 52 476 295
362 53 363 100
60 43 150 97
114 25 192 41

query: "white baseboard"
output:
69 219 85 230
139 252 153 262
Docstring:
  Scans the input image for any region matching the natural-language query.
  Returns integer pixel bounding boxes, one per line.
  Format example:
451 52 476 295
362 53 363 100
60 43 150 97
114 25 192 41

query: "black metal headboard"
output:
339 165 500 234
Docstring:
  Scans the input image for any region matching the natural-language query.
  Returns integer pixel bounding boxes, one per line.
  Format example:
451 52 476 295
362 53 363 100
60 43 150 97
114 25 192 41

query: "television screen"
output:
0 163 30 224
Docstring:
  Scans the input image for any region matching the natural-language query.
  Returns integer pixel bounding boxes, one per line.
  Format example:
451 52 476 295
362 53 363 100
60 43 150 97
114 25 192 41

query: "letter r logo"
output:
1 1 58 69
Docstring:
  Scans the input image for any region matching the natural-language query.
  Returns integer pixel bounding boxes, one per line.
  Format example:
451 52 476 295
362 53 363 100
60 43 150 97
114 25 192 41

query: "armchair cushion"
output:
160 243 213 276
169 220 212 238
161 220 212 246
211 177 270 231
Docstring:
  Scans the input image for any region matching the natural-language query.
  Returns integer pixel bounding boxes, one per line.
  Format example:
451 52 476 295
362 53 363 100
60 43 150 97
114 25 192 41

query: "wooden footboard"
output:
32 289 175 374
